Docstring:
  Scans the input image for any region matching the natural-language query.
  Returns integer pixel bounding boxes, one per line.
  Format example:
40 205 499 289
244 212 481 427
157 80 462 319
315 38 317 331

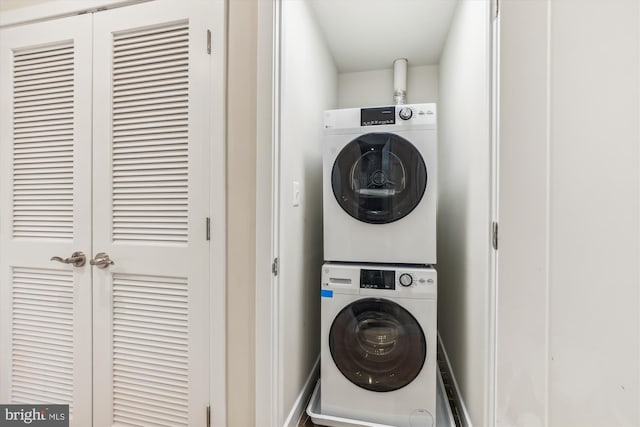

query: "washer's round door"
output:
329 298 426 392
331 133 427 224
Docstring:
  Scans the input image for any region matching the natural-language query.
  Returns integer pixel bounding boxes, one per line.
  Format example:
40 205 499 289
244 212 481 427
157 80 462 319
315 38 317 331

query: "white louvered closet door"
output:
92 2 212 426
0 14 93 427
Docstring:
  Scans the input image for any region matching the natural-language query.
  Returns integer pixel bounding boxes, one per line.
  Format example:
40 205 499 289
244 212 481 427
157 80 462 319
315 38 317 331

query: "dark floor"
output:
297 411 316 427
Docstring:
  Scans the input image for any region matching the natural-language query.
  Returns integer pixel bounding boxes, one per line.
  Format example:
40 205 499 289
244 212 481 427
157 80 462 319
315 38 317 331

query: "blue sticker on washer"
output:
321 289 333 298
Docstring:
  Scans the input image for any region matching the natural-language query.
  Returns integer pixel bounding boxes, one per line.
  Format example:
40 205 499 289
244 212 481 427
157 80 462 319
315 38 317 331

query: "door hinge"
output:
206 405 211 427
206 217 211 241
207 29 211 54
492 221 499 250
272 257 278 276
495 0 500 18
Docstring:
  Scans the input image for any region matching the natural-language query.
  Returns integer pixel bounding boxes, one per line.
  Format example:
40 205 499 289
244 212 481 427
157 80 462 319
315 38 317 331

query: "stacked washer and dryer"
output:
320 98 439 427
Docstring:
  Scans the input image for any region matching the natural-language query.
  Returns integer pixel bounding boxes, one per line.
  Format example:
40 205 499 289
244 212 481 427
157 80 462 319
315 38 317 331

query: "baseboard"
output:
283 355 320 427
438 333 473 427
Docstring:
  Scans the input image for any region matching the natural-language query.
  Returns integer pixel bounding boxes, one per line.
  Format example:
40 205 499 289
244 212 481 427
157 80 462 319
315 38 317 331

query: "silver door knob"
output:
50 251 86 267
90 252 114 268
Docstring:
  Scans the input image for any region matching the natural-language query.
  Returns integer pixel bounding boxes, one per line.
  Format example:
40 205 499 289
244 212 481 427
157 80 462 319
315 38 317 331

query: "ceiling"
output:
307 0 459 73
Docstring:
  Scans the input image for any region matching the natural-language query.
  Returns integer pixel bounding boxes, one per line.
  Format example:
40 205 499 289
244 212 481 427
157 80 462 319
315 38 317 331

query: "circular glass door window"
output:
331 133 427 224
329 298 426 392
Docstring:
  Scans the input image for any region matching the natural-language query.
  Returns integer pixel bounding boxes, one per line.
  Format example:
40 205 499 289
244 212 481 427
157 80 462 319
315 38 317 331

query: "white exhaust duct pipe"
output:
393 58 408 105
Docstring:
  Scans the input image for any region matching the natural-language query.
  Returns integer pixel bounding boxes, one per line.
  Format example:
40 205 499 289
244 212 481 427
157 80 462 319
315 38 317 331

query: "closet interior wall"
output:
278 1 338 424
437 2 492 426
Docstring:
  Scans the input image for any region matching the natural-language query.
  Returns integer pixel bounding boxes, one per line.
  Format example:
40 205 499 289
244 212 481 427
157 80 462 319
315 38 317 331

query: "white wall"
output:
227 0 258 425
338 65 438 108
437 1 491 426
279 0 338 424
498 0 640 425
496 1 548 424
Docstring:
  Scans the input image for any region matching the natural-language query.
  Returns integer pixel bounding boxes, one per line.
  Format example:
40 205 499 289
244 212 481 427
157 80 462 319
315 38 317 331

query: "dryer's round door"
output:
329 298 426 392
331 133 427 224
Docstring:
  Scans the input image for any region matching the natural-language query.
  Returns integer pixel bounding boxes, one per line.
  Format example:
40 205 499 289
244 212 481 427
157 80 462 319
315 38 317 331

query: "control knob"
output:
399 273 413 287
399 107 413 120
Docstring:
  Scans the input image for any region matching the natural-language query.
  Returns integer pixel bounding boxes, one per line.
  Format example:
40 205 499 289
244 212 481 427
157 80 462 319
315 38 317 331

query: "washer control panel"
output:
322 263 437 298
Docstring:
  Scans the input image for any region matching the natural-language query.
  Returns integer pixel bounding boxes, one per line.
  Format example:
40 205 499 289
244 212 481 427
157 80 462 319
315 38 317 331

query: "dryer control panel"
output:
324 103 437 130
360 106 396 126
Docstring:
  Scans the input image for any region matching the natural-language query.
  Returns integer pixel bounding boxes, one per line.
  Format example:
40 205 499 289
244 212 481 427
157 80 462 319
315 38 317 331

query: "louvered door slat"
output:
14 125 73 134
13 365 71 382
112 20 189 245
113 61 189 80
15 108 72 119
114 390 187 411
112 97 188 113
114 26 188 46
14 75 73 88
10 268 74 412
12 42 74 240
13 59 74 72
114 72 188 89
114 45 189 63
115 36 189 56
14 65 75 79
15 68 73 80
114 56 189 74
110 274 189 427
15 91 74 104
14 44 73 59
12 351 72 369
14 101 73 113
113 91 187 106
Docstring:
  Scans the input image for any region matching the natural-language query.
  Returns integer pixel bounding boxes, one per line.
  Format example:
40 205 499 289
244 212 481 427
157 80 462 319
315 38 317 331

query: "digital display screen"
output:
360 269 395 290
361 107 396 126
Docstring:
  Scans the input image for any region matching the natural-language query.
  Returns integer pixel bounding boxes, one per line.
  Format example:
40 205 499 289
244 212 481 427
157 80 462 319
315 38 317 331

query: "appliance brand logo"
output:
0 405 68 427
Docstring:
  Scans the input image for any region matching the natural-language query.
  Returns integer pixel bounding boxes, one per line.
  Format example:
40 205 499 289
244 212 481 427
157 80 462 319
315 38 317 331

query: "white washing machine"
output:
323 104 437 265
320 263 437 427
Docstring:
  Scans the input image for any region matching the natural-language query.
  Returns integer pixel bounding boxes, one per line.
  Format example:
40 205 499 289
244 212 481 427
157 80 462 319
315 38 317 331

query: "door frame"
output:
0 2 228 426
255 0 281 425
488 0 500 425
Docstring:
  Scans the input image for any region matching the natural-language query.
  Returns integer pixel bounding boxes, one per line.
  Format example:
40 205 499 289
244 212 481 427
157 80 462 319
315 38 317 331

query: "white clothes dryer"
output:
320 263 438 427
323 104 437 264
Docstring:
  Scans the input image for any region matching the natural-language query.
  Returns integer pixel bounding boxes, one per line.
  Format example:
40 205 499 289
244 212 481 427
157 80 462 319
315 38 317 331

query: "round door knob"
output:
399 107 413 120
399 273 413 287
